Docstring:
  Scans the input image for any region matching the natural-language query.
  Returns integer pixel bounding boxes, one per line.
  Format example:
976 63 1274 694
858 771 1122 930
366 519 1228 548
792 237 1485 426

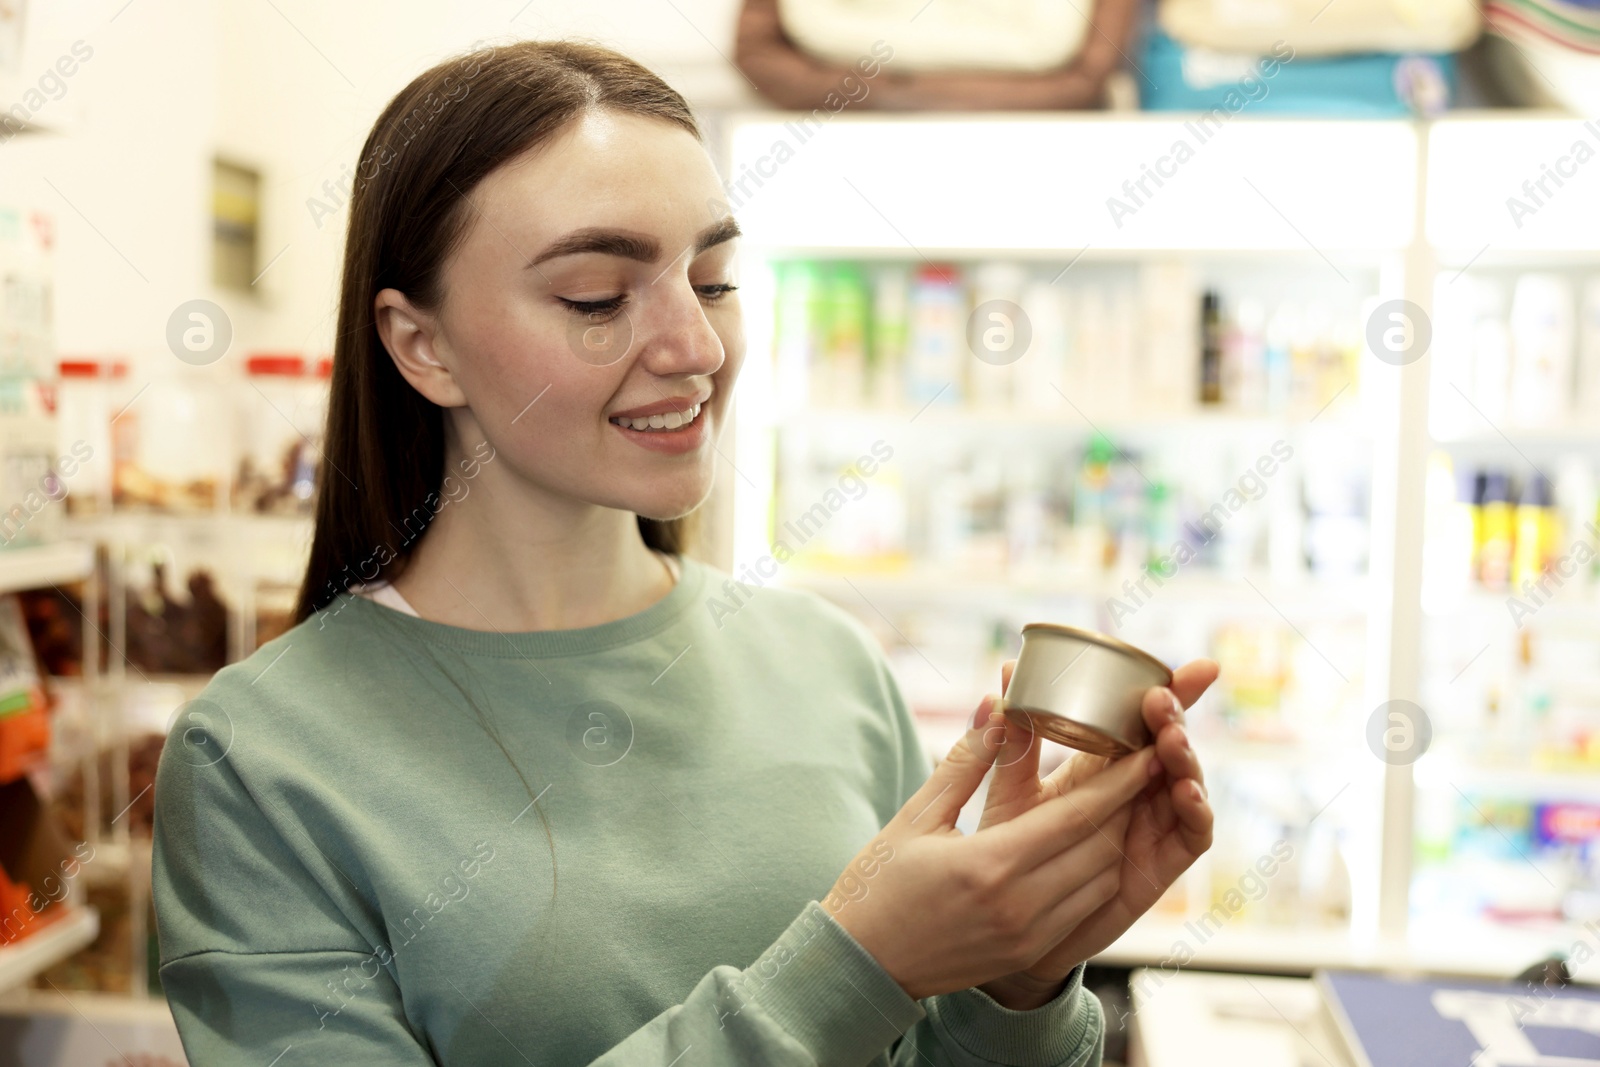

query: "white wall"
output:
0 0 750 364
1 0 219 361
216 0 750 359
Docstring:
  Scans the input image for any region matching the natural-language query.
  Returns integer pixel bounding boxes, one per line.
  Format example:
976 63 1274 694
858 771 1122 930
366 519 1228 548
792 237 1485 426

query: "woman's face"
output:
428 109 744 522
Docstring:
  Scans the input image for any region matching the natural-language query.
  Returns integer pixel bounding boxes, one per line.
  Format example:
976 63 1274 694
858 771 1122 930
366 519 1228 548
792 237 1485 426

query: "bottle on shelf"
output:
1580 277 1600 416
1507 273 1574 428
867 264 909 409
1477 471 1515 591
115 365 232 514
1068 434 1115 570
234 353 322 516
905 264 965 409
967 262 1027 410
1511 472 1558 593
1199 289 1223 405
771 256 1370 419
820 264 869 408
1017 275 1066 413
54 358 128 517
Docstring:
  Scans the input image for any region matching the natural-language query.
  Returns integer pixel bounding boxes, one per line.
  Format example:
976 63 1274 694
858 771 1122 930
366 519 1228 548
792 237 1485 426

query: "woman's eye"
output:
558 295 628 319
696 283 739 302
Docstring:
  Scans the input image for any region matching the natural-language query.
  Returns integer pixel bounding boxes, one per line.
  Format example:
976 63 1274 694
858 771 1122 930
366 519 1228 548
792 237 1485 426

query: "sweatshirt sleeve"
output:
863 632 1108 1067
152 713 440 1065
151 694 927 1066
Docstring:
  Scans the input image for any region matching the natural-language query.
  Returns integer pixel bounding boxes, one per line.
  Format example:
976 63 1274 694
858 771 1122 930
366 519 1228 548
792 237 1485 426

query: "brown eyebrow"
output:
528 216 741 269
696 214 742 254
530 228 658 267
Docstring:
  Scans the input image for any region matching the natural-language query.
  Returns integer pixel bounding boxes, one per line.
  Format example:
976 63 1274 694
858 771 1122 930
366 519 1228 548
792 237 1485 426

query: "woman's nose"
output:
633 281 726 378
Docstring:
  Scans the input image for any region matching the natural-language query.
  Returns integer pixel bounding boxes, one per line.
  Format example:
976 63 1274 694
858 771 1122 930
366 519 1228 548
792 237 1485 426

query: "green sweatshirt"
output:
151 553 1104 1066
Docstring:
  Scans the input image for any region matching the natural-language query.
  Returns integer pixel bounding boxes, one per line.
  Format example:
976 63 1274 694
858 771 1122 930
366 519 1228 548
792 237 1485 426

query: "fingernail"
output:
1169 690 1184 723
1190 780 1206 802
1174 724 1190 751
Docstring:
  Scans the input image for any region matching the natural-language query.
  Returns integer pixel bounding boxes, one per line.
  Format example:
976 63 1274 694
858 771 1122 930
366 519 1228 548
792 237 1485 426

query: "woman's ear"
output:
374 287 468 407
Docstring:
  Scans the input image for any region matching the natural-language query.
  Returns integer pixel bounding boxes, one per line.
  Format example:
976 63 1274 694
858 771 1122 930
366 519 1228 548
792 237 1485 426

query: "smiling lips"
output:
607 401 703 432
607 396 710 456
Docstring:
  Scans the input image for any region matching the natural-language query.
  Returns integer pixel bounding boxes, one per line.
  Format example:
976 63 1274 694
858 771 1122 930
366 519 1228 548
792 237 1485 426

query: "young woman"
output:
151 40 1217 1066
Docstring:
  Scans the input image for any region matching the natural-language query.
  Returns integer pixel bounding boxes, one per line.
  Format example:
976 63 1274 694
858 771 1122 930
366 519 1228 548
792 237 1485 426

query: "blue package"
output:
1319 970 1600 1067
1139 29 1456 117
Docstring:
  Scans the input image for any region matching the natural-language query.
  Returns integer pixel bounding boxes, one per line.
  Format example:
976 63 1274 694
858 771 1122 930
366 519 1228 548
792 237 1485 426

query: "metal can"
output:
1000 622 1173 759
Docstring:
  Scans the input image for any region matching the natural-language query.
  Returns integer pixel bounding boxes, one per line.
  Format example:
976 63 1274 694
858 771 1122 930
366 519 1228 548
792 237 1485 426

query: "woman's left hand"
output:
973 657 1220 1010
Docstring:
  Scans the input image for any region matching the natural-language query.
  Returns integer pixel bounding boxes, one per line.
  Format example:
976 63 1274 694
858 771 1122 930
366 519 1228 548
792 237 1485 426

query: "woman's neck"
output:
386 455 676 633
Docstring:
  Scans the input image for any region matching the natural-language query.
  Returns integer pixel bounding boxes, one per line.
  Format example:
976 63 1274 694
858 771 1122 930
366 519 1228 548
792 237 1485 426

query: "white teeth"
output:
611 402 704 433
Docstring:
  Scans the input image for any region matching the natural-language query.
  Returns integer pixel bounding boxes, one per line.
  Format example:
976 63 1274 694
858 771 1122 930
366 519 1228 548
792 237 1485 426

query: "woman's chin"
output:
631 484 711 523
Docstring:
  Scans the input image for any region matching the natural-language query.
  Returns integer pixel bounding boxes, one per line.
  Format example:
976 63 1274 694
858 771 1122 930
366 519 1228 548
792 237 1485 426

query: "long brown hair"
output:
293 40 700 626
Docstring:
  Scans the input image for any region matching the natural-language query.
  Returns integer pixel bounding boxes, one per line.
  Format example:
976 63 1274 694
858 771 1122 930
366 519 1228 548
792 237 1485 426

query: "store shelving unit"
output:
0 542 99 995
717 109 1599 978
1405 116 1600 971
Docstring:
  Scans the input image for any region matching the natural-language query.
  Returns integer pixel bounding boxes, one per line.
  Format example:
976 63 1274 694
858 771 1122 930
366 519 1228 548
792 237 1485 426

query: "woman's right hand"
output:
821 698 1160 1001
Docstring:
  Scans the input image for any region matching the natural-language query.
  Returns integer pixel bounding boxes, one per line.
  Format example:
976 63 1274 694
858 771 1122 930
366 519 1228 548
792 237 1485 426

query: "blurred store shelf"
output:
1099 912 1588 981
786 406 1370 436
0 909 98 995
0 542 93 596
1431 422 1600 447
780 565 1371 613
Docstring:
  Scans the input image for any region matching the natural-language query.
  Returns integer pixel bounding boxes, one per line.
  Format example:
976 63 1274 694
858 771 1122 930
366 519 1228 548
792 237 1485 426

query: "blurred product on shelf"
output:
32 878 137 994
1508 274 1575 426
1430 615 1600 774
0 593 50 783
1202 766 1354 927
113 368 230 512
906 264 964 408
0 376 68 548
1484 0 1600 112
233 352 329 515
125 562 228 675
50 734 163 844
733 0 1136 109
1199 289 1223 404
1423 450 1600 600
774 0 1087 73
0 778 81 950
0 206 54 379
53 358 125 515
1158 0 1481 57
57 349 333 518
776 427 1368 581
772 257 1361 418
1434 269 1600 434
1139 29 1456 116
1414 786 1600 926
1208 616 1363 746
18 576 110 677
18 584 90 677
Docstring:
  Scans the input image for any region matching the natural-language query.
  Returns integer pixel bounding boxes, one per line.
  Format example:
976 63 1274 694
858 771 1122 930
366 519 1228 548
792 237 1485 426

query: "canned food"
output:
1000 623 1173 759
